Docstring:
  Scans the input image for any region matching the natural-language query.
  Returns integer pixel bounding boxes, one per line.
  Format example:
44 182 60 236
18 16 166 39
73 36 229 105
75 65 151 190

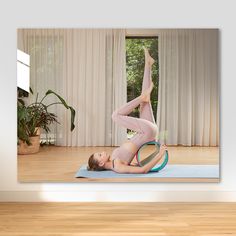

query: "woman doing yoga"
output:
87 47 168 174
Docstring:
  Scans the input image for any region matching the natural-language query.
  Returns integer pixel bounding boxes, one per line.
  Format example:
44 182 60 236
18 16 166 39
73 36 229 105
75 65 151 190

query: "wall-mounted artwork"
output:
17 28 219 182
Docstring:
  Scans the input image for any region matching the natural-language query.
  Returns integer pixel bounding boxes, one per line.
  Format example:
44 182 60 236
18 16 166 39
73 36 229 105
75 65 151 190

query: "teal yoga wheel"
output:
135 140 169 172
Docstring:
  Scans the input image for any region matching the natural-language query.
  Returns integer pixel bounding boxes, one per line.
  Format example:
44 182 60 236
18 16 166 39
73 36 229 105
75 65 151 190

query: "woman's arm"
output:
114 162 145 174
115 145 167 174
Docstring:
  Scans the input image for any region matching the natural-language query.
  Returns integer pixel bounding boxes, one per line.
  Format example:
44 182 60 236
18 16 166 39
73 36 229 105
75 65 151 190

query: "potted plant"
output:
17 89 76 154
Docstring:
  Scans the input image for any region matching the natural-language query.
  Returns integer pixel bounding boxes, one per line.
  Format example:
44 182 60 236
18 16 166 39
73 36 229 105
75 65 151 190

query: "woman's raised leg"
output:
112 94 145 133
140 47 156 124
111 48 156 137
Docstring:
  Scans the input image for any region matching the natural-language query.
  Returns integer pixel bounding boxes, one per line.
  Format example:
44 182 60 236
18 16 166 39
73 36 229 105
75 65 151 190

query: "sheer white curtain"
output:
157 29 219 146
17 29 64 143
106 29 127 146
17 28 126 146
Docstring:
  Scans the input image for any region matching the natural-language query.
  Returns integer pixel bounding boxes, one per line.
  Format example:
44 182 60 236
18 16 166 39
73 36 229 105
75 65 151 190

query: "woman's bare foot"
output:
143 46 155 66
141 81 154 102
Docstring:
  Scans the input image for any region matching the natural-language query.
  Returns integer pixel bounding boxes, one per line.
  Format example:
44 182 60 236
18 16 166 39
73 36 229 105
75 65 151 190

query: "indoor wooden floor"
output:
0 203 235 236
18 145 219 183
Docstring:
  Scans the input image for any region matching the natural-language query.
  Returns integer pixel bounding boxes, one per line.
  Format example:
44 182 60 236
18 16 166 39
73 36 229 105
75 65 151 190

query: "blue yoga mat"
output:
75 164 219 179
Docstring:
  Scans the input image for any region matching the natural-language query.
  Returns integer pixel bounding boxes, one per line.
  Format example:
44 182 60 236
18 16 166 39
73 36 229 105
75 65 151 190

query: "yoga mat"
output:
75 164 219 179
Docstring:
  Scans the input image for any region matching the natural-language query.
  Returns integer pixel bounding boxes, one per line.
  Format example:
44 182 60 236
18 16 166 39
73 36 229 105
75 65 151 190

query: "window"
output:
125 36 159 137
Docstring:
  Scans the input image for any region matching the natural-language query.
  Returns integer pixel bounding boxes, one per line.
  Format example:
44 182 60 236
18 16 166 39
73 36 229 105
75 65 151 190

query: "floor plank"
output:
0 203 234 236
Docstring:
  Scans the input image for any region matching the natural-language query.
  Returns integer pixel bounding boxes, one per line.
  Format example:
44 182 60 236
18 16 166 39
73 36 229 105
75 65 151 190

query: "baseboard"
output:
0 191 236 202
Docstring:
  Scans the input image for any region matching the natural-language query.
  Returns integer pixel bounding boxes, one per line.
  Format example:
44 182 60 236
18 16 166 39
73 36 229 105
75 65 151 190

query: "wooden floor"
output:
18 145 219 183
0 203 235 236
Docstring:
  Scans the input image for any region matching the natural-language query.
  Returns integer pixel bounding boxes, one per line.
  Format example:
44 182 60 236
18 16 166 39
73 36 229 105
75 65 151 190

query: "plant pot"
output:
17 135 40 155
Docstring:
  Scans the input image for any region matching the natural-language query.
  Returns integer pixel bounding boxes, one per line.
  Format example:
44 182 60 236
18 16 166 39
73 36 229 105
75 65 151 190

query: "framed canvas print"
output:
17 28 219 182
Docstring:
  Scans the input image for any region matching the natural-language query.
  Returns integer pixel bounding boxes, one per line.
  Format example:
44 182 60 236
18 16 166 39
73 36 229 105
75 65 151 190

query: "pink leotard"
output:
111 147 135 164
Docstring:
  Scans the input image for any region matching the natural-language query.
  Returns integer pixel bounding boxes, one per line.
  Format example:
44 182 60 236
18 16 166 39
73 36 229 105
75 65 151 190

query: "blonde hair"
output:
87 153 106 171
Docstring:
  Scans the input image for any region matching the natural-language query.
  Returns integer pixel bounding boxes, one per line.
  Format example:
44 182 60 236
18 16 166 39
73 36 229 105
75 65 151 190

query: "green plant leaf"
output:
18 99 25 106
45 90 69 109
68 106 76 131
30 87 34 94
45 90 76 131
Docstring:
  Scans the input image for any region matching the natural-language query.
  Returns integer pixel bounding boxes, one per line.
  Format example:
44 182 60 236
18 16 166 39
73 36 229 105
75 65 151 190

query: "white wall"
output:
0 0 236 202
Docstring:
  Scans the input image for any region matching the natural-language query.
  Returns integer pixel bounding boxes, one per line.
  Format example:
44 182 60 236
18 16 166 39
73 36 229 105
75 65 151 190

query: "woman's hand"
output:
159 144 168 156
